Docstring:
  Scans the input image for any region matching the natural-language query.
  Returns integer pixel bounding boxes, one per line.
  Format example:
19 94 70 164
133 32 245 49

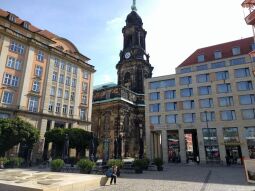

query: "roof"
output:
93 83 117 91
178 37 254 68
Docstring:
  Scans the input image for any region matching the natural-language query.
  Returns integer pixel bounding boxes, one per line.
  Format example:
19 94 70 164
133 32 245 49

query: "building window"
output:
63 105 68 115
2 91 13 104
64 90 69 100
32 80 40 92
80 109 87 120
232 47 240 56
52 72 58 81
202 128 220 161
180 67 191 74
55 103 61 113
201 111 215 122
54 58 60 68
214 51 222 59
217 83 231 93
3 73 12 86
11 76 19 87
183 100 195 110
237 81 253 91
9 14 16 22
166 114 177 124
211 61 226 69
9 41 25 54
183 113 195 123
150 115 160 124
239 94 255 105
71 79 76 87
200 98 213 108
64 77 70 86
57 88 63 98
230 57 245 66
221 110 236 121
215 71 229 80
83 70 89 79
242 109 255 120
223 127 239 143
70 92 75 101
23 22 29 29
164 90 176 99
149 103 160 112
235 68 250 78
35 65 43 77
48 102 54 112
165 102 177 111
245 127 255 159
50 87 55 96
37 50 44 62
198 86 211 95
196 64 208 71
81 94 87 104
150 79 175 89
69 106 74 116
60 61 65 70
6 57 22 70
72 67 77 74
180 88 193 97
197 54 205 62
66 64 71 72
180 76 192 85
59 74 64 84
218 96 234 107
196 74 210 83
28 96 38 112
82 82 88 92
150 92 160 100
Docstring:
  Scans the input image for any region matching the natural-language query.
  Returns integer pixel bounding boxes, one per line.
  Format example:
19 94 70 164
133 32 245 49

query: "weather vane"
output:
131 0 137 11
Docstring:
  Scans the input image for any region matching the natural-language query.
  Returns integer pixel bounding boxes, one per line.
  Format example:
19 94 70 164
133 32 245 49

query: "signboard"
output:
244 159 255 183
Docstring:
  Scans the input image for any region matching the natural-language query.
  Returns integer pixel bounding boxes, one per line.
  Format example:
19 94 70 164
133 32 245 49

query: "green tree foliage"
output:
45 128 94 158
0 118 40 157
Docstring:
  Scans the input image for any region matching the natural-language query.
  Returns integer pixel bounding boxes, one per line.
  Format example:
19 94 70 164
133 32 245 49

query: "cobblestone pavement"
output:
93 164 255 191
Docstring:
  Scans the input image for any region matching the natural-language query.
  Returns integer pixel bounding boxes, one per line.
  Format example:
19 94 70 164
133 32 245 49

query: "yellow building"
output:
145 37 255 164
0 9 95 160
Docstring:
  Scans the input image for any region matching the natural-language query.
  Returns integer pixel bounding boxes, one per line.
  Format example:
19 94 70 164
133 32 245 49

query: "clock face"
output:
125 52 131 59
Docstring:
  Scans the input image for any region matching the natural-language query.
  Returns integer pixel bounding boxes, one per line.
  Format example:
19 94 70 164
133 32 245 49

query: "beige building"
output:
145 37 255 164
0 9 95 160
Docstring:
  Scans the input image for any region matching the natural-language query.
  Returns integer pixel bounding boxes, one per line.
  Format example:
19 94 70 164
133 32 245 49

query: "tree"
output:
0 118 39 157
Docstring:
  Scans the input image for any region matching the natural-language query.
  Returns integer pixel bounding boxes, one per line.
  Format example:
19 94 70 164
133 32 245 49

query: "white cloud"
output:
102 74 114 83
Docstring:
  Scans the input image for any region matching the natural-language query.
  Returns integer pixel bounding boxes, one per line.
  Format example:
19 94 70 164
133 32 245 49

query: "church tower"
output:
116 0 153 94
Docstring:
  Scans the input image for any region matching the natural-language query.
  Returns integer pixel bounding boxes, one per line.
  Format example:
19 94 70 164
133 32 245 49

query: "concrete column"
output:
239 127 249 158
50 120 55 129
217 127 226 164
161 130 168 163
64 122 68 129
179 129 186 163
197 128 206 163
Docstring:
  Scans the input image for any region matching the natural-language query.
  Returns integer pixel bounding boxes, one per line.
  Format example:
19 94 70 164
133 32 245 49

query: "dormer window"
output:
8 14 16 23
197 54 205 63
23 22 29 29
214 51 222 59
232 46 240 56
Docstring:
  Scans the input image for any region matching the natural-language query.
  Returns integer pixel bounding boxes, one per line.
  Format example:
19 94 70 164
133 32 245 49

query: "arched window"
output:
32 80 40 92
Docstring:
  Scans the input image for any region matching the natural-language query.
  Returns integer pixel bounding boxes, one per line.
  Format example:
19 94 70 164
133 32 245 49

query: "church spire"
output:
131 0 137 11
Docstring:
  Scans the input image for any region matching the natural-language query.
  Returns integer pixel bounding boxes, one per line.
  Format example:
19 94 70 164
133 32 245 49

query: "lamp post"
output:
139 123 144 159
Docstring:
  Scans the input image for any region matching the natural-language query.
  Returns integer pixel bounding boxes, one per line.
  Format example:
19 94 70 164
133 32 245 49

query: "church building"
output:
91 1 153 160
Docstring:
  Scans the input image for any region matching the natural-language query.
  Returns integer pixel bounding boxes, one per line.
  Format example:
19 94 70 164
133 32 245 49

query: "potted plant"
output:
50 159 64 172
77 159 95 174
133 159 144 173
142 158 150 170
107 159 123 176
154 158 163 171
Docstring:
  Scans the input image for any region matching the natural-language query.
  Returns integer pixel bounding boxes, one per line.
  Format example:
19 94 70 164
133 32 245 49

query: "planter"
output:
157 166 163 171
135 167 143 174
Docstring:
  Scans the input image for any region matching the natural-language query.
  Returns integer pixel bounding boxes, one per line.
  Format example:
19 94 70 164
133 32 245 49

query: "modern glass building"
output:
145 37 255 164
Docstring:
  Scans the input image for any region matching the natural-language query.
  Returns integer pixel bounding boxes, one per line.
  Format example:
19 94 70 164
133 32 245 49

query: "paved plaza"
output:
94 164 255 191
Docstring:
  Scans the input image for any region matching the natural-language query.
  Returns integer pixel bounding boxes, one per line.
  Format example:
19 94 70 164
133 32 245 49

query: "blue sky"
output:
0 0 252 86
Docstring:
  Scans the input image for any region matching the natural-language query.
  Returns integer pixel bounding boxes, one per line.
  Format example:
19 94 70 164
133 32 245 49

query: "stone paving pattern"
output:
94 164 255 191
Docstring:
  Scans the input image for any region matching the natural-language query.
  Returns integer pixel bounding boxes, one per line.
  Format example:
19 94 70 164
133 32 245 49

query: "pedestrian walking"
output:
110 165 117 185
196 155 200 165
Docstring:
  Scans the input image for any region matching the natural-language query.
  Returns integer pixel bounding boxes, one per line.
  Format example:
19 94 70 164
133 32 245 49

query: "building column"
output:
217 127 226 164
197 128 206 163
239 127 249 158
50 120 55 129
179 129 186 163
161 130 168 163
64 122 68 129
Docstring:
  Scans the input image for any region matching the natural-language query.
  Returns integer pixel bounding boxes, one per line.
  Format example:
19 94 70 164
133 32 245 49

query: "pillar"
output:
179 129 186 163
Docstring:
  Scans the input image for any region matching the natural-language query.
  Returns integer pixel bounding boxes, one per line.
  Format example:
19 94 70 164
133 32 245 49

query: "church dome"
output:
126 11 143 26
